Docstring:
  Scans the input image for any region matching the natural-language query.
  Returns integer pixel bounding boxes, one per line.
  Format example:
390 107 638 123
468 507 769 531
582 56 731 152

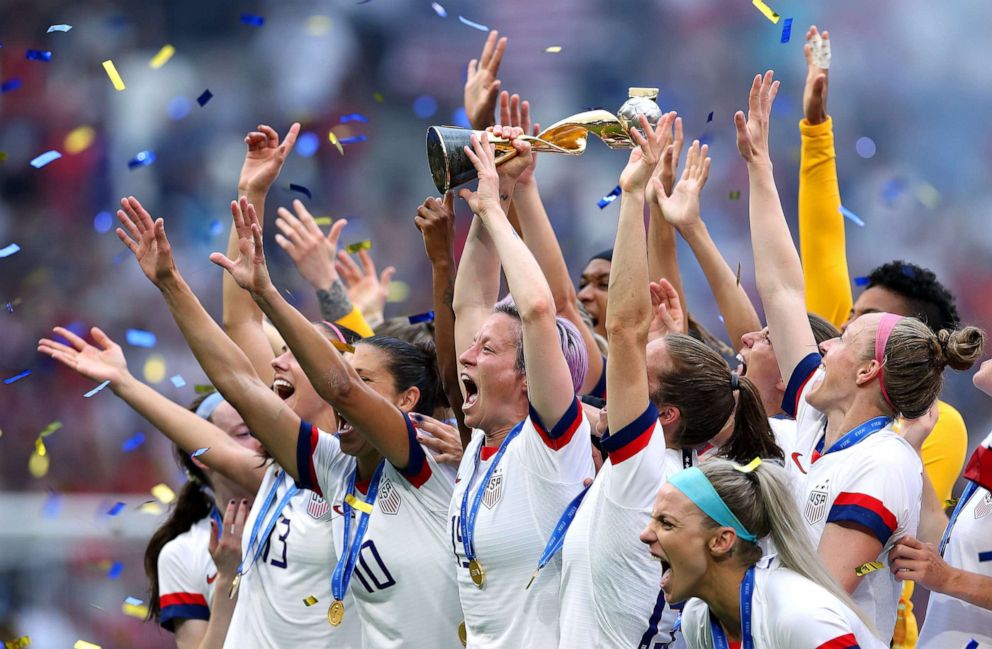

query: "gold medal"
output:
328 599 345 626
468 558 486 588
228 573 241 599
458 621 468 646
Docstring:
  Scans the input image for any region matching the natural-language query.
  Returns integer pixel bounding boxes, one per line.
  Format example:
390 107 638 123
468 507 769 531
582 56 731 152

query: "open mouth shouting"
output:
461 373 480 410
336 411 354 436
272 376 296 400
658 556 673 593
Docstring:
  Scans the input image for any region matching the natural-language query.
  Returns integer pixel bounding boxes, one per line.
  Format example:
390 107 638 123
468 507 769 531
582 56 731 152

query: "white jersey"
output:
785 353 922 639
681 555 886 649
158 516 216 631
918 429 992 648
223 464 363 649
449 398 593 649
560 403 693 649
297 417 463 649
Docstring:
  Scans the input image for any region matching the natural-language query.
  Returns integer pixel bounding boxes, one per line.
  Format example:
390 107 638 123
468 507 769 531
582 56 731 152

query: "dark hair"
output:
144 392 216 624
808 312 841 346
687 313 736 359
652 334 783 462
359 336 447 416
374 317 436 348
866 261 960 332
589 248 613 263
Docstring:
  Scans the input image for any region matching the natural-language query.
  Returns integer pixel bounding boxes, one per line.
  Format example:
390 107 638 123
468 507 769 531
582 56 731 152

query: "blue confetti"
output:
125 328 157 348
47 24 73 33
838 205 865 227
780 18 793 43
3 369 31 384
899 264 917 278
197 89 213 107
338 135 367 145
966 641 978 649
413 95 438 119
108 561 124 580
978 551 992 562
122 432 145 452
340 113 369 123
107 502 126 517
458 15 489 31
127 150 156 169
452 107 471 128
289 183 312 200
432 2 447 17
295 132 319 157
93 211 113 233
1 78 22 93
42 492 62 518
124 596 144 607
408 310 435 324
167 96 192 120
0 243 21 258
83 380 112 398
30 150 62 168
597 185 622 209
26 49 52 61
854 276 870 287
208 219 224 236
855 136 876 159
191 447 210 458
706 111 714 123
170 374 186 388
240 13 264 27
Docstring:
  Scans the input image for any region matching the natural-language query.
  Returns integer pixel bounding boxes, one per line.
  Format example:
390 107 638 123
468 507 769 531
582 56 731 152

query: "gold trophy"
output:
426 88 662 194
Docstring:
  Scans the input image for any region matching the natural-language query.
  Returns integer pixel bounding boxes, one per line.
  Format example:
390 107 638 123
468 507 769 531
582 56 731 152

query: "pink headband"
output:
321 320 347 344
874 313 904 412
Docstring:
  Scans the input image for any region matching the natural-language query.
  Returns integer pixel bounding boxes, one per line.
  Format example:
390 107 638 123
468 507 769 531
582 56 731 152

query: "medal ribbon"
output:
528 484 591 586
815 416 891 458
210 505 224 536
331 461 386 601
236 471 299 577
459 421 524 563
709 566 756 649
939 480 980 556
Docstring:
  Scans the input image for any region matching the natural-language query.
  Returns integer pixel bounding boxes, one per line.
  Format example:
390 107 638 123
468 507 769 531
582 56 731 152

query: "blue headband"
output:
194 392 225 420
669 467 758 543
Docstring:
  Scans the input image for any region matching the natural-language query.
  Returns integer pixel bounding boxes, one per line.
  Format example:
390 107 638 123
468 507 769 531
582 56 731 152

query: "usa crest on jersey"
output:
482 467 504 509
976 492 992 519
805 487 829 524
378 478 402 515
307 491 331 520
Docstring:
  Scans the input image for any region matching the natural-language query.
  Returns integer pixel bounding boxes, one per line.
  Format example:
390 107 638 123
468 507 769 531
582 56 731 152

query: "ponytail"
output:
698 460 878 636
717 375 783 463
360 336 447 416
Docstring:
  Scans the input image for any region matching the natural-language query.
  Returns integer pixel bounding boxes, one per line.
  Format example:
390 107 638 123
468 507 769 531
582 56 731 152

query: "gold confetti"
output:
137 500 163 515
729 190 741 200
303 595 319 606
102 60 126 91
751 0 780 23
916 182 940 210
34 438 47 456
5 635 30 648
346 240 372 254
64 126 95 154
944 497 959 508
149 45 175 69
151 483 176 504
73 641 101 649
544 46 562 53
306 15 332 36
386 280 409 303
29 451 49 478
143 354 167 384
0 152 7 162
328 131 344 155
855 560 884 577
122 600 149 618
330 340 356 354
313 216 333 226
372 92 384 103
345 493 374 514
40 421 63 437
733 457 762 473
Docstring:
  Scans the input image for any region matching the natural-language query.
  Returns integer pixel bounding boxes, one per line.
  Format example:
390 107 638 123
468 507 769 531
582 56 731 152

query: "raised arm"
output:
459 132 573 423
273 201 374 337
116 196 304 480
605 117 666 431
37 326 264 494
654 141 761 348
645 112 689 334
212 199 417 470
499 92 604 394
464 30 506 131
735 71 818 380
226 124 300 384
797 26 851 327
415 192 470 445
335 246 395 330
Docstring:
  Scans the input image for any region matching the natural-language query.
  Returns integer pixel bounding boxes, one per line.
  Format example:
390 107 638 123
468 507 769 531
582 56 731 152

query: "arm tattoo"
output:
316 280 352 322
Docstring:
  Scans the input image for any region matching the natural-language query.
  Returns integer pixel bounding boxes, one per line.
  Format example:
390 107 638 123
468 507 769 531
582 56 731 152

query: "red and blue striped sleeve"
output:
529 397 584 450
781 352 822 418
295 420 324 497
826 492 898 545
159 592 209 631
600 403 659 465
396 413 432 488
815 634 861 649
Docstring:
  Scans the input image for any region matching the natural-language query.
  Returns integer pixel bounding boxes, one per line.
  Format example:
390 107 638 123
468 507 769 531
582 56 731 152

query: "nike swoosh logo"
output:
206 573 218 584
791 452 807 474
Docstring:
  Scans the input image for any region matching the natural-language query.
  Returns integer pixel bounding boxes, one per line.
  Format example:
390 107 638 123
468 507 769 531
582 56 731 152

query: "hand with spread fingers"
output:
734 70 780 165
38 326 129 386
275 200 347 292
458 132 509 218
643 112 681 205
618 115 670 193
464 30 507 131
115 196 180 285
647 278 685 342
652 139 712 231
238 123 301 196
336 247 396 325
498 91 540 186
209 198 275 297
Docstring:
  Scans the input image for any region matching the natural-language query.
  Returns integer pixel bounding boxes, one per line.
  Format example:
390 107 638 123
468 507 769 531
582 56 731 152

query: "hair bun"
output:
937 326 985 371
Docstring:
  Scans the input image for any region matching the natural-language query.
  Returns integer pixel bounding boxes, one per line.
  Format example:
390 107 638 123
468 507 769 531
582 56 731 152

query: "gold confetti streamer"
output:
855 561 884 577
149 45 175 69
751 0 780 23
151 483 176 504
303 595 319 606
101 60 126 91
